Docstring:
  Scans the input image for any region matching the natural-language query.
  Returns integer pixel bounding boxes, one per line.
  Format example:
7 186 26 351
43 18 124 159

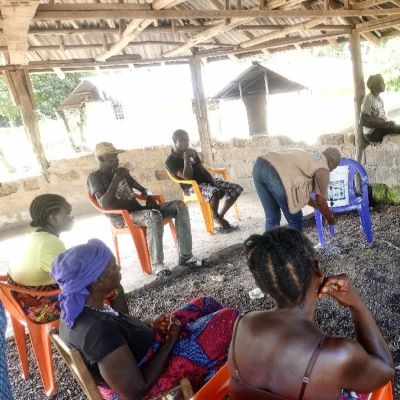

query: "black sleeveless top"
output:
230 313 326 400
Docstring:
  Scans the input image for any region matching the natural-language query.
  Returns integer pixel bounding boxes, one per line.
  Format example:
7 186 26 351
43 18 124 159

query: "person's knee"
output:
176 200 187 211
149 209 163 222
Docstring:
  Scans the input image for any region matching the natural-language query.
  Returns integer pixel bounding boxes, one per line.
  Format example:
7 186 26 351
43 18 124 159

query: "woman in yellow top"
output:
8 194 74 323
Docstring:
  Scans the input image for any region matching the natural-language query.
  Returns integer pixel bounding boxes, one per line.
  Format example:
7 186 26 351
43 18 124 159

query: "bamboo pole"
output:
349 30 366 163
189 58 213 164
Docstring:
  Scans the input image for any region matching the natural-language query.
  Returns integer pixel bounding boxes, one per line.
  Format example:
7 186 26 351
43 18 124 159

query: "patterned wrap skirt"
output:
7 276 60 324
98 296 239 400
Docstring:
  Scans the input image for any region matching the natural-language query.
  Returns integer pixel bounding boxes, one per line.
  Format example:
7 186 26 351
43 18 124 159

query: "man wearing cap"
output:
87 142 202 276
252 147 341 232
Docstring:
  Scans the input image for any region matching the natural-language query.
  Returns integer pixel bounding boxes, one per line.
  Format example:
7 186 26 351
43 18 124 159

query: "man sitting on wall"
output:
87 142 204 277
166 129 243 233
360 74 400 143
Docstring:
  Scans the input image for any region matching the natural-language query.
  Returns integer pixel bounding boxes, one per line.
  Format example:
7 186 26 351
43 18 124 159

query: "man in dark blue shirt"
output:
166 130 243 232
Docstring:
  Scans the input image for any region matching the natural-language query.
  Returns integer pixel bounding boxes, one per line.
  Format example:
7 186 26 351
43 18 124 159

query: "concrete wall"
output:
1 133 399 231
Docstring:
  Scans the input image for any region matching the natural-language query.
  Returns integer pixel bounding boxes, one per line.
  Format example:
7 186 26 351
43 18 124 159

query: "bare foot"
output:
214 215 231 229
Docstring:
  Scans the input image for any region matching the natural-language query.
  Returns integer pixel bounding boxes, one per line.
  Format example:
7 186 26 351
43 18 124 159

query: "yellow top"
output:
9 231 66 286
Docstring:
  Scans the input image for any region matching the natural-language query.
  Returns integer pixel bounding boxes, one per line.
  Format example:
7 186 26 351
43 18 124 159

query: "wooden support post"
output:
3 69 49 174
349 30 366 163
189 57 213 164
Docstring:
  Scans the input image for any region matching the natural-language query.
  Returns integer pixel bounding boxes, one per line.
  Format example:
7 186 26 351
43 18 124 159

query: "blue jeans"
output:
252 157 303 232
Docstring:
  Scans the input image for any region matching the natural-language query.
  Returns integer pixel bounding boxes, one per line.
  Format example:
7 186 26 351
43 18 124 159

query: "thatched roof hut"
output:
213 62 307 135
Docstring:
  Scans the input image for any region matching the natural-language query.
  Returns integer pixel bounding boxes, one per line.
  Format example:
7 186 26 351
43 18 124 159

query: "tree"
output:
0 78 21 126
31 72 90 119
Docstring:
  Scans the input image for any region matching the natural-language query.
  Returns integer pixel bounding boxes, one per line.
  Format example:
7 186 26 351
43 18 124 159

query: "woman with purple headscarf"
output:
52 239 238 400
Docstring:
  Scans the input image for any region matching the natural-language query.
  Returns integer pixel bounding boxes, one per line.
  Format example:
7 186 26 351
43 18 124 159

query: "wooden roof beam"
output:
356 15 400 31
33 8 400 20
94 0 188 62
162 0 306 57
239 17 327 47
329 0 382 46
199 31 349 57
24 24 352 36
1 0 40 64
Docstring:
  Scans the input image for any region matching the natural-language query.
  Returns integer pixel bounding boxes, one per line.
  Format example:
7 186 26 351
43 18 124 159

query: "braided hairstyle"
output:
29 194 70 228
244 228 317 307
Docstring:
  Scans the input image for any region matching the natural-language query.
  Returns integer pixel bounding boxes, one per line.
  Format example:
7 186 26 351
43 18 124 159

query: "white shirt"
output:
360 93 387 135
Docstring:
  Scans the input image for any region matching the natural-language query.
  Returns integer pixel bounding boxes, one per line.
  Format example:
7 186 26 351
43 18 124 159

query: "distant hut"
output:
213 62 307 136
59 78 126 151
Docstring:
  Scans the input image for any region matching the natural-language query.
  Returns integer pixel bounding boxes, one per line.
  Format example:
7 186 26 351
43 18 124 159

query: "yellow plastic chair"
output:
166 166 240 234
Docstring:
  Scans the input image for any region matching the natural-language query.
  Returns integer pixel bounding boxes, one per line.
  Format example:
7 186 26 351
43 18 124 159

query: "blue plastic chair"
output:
314 158 373 246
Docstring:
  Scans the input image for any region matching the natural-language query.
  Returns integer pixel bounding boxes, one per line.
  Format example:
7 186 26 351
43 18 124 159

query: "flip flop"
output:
215 224 239 234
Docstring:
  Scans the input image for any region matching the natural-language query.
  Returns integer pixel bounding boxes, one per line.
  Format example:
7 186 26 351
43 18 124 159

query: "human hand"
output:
146 195 159 210
113 167 130 182
184 149 197 159
317 274 361 308
152 314 171 335
166 317 181 342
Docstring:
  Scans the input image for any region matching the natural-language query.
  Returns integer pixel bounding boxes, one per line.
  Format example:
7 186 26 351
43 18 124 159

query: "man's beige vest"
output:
262 149 329 214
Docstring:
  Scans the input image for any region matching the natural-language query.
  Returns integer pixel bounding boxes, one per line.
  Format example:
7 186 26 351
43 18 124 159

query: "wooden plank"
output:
25 24 352 36
2 70 20 106
357 15 400 31
239 17 327 47
197 31 349 56
33 8 400 20
163 18 251 57
7 69 49 173
162 0 305 57
189 58 213 164
1 0 40 64
94 0 187 61
37 3 151 11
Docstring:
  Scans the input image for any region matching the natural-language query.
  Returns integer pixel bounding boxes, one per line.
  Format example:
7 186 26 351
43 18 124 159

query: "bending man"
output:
252 148 341 232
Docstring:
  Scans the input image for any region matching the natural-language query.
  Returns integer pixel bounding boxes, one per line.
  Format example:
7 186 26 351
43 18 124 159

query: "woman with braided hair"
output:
8 194 74 323
8 194 128 323
228 228 394 400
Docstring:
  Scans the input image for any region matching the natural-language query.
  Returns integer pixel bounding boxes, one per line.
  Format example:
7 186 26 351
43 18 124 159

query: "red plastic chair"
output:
189 363 393 400
0 275 60 397
371 381 394 400
189 363 230 400
87 192 177 275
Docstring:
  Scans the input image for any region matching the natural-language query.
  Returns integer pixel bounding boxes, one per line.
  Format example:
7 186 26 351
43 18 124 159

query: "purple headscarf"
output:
50 239 113 328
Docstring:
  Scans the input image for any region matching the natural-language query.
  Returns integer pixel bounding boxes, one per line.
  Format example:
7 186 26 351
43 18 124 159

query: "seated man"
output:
87 142 203 276
360 74 400 143
166 129 243 232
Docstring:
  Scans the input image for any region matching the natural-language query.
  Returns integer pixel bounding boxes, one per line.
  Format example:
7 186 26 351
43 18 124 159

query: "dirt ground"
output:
5 206 400 400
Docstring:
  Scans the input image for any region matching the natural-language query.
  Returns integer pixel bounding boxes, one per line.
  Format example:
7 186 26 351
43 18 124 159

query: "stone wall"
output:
1 133 399 231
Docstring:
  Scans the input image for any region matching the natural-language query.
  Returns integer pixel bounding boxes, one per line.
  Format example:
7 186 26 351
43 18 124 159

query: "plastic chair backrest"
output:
0 275 60 324
335 158 369 208
50 330 103 400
